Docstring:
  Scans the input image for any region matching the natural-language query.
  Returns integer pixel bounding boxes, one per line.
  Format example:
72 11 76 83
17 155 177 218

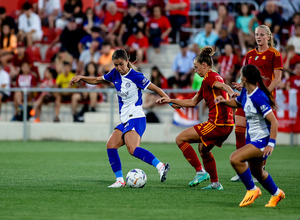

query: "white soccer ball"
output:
126 169 147 188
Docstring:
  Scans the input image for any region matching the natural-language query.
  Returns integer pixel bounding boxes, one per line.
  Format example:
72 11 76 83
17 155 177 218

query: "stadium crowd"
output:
0 0 300 123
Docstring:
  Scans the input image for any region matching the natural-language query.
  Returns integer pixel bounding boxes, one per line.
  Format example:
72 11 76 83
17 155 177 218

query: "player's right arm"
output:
69 75 104 86
157 92 202 108
214 96 240 108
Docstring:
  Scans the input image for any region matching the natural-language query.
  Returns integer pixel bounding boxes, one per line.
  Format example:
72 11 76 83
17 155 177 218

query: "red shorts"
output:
235 108 245 117
193 121 233 147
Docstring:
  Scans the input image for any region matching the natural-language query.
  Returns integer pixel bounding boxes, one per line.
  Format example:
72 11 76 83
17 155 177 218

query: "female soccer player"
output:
157 46 237 190
215 64 285 207
69 49 171 188
231 25 283 182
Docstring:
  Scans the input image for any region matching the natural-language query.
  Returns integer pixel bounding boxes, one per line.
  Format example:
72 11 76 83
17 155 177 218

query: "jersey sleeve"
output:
273 52 283 70
130 71 150 90
253 91 272 117
236 87 246 105
102 69 115 82
205 73 223 88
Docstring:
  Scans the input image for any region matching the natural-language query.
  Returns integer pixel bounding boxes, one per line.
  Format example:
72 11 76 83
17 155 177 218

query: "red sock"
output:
235 126 246 150
202 152 218 182
179 142 202 172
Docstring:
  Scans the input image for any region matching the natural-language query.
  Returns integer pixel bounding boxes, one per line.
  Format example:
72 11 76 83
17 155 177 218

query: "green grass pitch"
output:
0 141 299 220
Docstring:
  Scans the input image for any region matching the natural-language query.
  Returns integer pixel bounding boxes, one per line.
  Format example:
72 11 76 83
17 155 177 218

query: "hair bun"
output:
200 46 214 57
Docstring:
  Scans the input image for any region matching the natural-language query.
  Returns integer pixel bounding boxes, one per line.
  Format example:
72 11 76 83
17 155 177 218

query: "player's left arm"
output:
262 111 278 157
268 69 282 92
214 81 239 98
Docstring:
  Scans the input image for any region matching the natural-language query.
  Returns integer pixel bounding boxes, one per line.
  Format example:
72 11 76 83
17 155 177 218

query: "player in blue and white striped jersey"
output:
70 49 173 188
215 64 285 207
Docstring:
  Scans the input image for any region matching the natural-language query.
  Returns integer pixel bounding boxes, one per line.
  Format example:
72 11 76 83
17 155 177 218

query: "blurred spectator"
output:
277 69 292 90
51 17 86 59
65 0 84 23
125 28 149 65
12 61 38 121
287 62 300 90
29 67 57 122
82 7 102 34
0 24 17 54
192 21 218 55
98 41 114 75
168 41 195 88
115 0 129 14
0 64 10 119
250 0 282 41
139 4 150 23
76 62 99 117
78 26 103 54
283 45 300 72
236 3 257 55
100 1 123 48
287 25 300 54
143 66 168 123
55 3 74 29
217 44 240 85
18 2 43 46
17 0 39 14
165 0 190 43
215 4 235 37
117 3 145 47
54 47 73 75
290 12 300 36
78 40 101 73
147 0 166 12
38 0 61 28
54 61 80 122
146 5 172 53
215 27 234 57
0 7 17 33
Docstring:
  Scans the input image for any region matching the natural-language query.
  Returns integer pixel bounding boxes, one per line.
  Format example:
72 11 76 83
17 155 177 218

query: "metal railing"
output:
0 88 199 141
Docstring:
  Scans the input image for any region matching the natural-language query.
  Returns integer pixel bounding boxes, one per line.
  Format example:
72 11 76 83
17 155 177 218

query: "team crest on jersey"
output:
125 82 131 88
262 56 266 60
246 105 251 111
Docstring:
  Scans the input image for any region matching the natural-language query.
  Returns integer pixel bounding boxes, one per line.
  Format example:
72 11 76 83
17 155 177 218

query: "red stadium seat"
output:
26 46 42 63
44 45 60 63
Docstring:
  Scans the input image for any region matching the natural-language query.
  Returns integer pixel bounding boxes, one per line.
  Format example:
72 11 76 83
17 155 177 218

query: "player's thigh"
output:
106 129 124 149
230 144 262 164
235 115 247 127
124 130 141 154
176 126 200 144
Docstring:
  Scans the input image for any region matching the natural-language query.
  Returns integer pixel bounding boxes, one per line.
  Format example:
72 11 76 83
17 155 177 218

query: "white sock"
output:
156 162 164 171
211 182 220 188
117 177 124 182
196 169 206 174
273 188 280 196
250 185 257 191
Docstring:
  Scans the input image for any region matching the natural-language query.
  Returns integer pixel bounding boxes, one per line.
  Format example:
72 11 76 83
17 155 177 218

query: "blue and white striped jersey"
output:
103 68 150 124
236 87 273 142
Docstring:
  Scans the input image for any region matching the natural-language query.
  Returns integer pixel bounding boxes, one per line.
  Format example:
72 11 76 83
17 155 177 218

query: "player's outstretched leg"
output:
133 147 170 182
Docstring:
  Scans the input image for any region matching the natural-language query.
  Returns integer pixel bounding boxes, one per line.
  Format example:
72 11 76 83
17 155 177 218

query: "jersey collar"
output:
247 86 259 97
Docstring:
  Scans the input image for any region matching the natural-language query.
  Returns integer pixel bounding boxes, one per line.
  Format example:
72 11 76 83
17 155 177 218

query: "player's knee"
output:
175 135 184 146
127 146 136 155
230 153 239 166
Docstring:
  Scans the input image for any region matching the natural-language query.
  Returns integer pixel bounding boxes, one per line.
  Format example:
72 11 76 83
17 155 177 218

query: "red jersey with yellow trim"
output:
245 48 283 87
197 71 234 126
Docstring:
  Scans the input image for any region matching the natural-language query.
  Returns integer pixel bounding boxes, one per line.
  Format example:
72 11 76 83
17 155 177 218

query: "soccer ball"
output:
126 169 147 188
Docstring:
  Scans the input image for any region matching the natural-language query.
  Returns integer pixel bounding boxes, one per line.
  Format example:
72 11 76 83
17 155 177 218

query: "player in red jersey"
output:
231 25 283 182
157 46 237 190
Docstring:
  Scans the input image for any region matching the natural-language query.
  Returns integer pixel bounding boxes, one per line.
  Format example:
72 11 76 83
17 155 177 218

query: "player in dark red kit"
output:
157 46 237 190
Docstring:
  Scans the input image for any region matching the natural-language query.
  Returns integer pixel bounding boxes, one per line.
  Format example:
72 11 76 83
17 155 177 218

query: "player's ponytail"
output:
194 46 215 67
112 49 137 71
241 64 277 109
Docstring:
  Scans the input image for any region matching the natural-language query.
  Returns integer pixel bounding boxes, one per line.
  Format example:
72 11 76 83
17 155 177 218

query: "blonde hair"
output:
255 25 274 48
194 46 215 66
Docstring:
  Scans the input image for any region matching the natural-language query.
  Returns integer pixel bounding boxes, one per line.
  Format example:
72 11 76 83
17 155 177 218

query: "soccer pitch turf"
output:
0 141 299 220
